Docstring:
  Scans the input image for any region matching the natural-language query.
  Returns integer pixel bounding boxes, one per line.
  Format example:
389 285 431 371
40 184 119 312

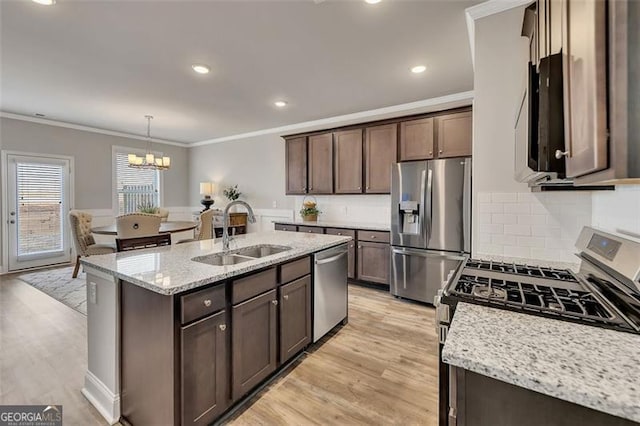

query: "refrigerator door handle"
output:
392 248 429 257
426 168 433 242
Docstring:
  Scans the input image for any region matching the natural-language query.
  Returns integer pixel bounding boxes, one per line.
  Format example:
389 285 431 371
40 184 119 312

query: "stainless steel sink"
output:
192 245 291 266
236 245 291 258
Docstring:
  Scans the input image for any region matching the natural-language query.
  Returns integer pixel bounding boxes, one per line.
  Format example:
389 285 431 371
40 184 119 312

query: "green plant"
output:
300 205 321 216
223 185 242 201
137 202 159 214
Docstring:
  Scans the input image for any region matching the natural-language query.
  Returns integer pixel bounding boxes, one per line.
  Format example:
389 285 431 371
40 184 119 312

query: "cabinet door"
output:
435 111 472 158
325 228 356 279
399 118 434 161
334 129 363 193
279 276 312 364
297 225 323 234
232 290 277 400
181 310 228 426
357 241 390 285
561 0 608 178
365 123 397 193
285 137 307 195
308 133 333 194
274 223 297 232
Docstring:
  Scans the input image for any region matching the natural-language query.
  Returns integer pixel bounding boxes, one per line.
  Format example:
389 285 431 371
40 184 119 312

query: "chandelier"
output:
128 115 171 170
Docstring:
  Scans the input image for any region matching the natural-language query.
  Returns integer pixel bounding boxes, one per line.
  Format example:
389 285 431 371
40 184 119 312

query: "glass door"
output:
7 154 71 271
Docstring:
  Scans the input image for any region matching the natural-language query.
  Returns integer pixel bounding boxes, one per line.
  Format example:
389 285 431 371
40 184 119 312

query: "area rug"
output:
16 266 87 315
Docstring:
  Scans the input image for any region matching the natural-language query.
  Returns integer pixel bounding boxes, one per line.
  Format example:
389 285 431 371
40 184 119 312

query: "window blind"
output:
16 162 65 256
115 151 160 214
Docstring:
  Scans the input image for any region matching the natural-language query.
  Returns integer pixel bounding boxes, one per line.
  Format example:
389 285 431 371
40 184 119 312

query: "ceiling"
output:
0 0 479 144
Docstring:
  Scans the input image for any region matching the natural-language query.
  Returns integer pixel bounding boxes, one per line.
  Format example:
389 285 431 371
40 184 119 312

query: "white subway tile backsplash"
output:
477 192 491 203
478 202 504 213
516 236 545 248
504 203 530 214
491 234 517 245
478 213 492 224
478 223 504 234
491 193 518 203
492 213 518 224
503 245 531 258
531 225 561 237
504 224 531 236
517 214 547 226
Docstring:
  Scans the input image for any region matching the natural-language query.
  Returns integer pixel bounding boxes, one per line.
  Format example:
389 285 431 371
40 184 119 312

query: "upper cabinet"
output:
435 111 473 158
334 129 363 193
365 123 398 193
308 133 334 194
561 0 608 178
399 118 434 161
285 137 307 195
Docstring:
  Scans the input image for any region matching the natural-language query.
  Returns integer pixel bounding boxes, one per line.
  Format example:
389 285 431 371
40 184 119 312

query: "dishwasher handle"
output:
315 250 348 265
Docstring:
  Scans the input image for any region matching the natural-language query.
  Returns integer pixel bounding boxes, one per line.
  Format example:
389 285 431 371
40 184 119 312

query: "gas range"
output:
439 229 640 335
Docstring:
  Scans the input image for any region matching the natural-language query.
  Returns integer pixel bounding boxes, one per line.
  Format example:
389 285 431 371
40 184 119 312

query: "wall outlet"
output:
88 281 97 304
272 201 277 208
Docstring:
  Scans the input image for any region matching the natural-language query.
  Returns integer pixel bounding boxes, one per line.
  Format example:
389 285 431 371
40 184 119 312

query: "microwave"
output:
515 55 567 184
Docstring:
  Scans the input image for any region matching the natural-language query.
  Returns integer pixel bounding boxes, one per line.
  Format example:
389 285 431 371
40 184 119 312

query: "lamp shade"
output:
200 182 213 196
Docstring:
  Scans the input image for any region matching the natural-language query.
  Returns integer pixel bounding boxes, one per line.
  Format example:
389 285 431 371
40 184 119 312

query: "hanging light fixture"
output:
128 115 171 171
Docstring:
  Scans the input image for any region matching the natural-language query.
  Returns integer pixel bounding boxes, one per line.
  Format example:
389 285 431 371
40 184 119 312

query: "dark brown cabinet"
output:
400 117 435 161
232 289 278 400
325 228 356 279
279 276 312 364
285 137 307 195
298 225 323 234
308 133 333 194
357 241 390 285
365 123 398 193
435 111 472 158
274 223 297 232
334 129 363 193
181 310 228 426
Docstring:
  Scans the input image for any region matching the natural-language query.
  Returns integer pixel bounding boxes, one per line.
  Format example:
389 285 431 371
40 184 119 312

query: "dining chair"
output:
177 209 215 244
116 213 162 238
157 208 170 222
116 233 172 252
69 210 116 278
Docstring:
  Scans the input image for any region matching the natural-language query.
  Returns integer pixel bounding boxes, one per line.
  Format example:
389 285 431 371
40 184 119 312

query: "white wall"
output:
592 185 640 238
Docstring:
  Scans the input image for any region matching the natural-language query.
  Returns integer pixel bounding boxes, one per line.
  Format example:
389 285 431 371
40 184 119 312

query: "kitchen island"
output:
80 231 351 425
442 302 640 425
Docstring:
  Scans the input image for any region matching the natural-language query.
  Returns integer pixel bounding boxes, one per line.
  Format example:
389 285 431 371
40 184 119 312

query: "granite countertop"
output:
81 231 351 295
442 302 640 423
274 219 390 232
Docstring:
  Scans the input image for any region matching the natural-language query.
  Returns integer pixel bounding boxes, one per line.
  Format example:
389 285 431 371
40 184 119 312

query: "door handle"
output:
315 250 348 265
10 211 16 216
9 220 15 224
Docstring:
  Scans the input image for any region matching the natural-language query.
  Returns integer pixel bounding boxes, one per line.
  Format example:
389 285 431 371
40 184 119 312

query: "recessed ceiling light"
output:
365 0 381 4
191 64 210 74
32 0 56 5
274 100 288 108
411 65 427 74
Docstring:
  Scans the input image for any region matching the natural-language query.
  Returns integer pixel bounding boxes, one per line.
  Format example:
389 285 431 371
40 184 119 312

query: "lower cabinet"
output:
325 227 356 279
181 310 228 426
231 289 278 400
358 241 390 285
279 276 312 364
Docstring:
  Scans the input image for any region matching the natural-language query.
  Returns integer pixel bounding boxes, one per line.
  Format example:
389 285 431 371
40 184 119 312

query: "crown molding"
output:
466 0 534 67
0 111 189 147
190 90 474 147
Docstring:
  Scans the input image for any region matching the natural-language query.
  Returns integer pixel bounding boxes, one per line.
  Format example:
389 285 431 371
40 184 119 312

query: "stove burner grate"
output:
465 259 577 282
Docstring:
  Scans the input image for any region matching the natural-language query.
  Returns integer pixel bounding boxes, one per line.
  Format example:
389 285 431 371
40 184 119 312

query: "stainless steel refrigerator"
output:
390 158 471 304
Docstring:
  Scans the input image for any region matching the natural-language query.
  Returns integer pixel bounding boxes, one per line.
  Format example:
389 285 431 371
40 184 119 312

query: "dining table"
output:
91 221 198 235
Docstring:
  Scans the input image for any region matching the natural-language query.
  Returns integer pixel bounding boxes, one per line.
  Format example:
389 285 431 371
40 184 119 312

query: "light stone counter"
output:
81 231 351 295
274 219 390 232
442 302 640 423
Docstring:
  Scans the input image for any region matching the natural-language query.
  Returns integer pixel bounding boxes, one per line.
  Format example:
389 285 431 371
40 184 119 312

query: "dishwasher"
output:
313 243 349 342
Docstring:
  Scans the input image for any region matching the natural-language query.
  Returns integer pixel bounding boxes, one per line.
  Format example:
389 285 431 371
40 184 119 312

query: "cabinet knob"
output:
439 150 443 154
555 149 570 159
272 300 278 305
338 232 342 235
283 295 289 301
358 186 361 189
371 235 376 239
219 324 226 331
203 299 212 307
429 151 433 155
350 244 354 248
310 186 313 190
366 186 370 190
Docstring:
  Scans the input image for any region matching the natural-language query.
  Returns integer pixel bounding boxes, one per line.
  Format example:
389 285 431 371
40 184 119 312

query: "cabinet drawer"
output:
298 225 324 234
275 223 297 232
325 228 356 239
280 256 311 284
232 267 278 305
357 230 390 243
181 284 226 324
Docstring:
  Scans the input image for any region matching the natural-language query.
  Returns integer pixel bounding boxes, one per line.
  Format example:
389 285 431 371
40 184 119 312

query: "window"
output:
113 148 162 215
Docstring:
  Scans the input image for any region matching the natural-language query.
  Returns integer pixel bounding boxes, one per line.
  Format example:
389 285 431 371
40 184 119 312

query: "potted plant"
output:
300 197 321 222
137 202 159 214
223 185 241 202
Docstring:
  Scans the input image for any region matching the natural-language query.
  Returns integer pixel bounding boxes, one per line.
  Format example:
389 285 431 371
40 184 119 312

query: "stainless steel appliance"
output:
313 243 349 342
434 227 640 425
390 158 471 304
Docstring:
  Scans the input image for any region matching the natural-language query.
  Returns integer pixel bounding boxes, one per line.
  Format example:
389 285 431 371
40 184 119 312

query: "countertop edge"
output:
273 219 390 232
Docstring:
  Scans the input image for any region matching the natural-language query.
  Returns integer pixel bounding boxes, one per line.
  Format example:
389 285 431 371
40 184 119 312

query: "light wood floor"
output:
0 276 439 426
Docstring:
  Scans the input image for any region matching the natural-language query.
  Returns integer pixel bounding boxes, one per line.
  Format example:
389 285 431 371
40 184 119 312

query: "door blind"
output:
115 151 160 214
16 162 65 257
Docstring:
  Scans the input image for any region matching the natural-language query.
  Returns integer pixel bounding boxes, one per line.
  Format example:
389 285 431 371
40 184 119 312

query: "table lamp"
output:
200 182 215 211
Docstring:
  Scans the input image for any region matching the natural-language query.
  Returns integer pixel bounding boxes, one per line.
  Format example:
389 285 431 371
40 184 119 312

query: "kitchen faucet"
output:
222 200 256 250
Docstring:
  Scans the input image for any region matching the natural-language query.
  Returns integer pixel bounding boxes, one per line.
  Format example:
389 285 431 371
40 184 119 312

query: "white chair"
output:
116 213 162 238
157 208 170 222
178 209 215 244
69 210 115 278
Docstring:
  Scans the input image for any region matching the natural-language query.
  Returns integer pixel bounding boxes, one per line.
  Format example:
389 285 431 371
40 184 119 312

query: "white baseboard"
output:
82 370 120 425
